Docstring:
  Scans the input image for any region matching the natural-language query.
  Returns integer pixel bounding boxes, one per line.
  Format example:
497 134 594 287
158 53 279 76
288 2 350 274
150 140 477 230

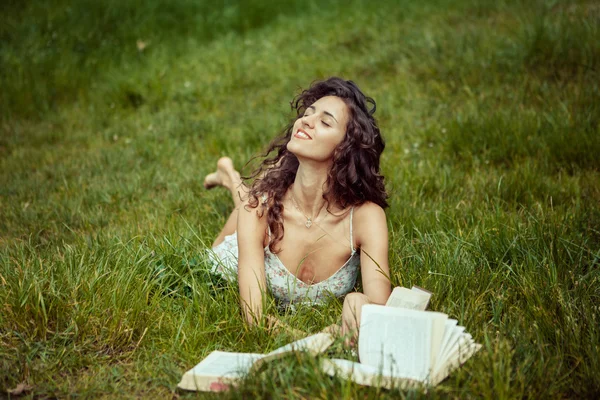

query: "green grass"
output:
1 0 599 398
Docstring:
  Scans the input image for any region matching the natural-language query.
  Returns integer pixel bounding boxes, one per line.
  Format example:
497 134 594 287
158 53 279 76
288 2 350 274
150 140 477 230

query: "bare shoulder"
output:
353 201 387 222
352 202 388 247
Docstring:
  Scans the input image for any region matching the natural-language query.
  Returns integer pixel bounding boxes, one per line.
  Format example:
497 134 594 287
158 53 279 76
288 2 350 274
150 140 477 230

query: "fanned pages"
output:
178 333 334 392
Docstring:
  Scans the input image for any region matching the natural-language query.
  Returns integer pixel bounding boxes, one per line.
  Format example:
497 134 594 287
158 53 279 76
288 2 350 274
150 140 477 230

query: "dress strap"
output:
262 193 272 244
350 207 356 252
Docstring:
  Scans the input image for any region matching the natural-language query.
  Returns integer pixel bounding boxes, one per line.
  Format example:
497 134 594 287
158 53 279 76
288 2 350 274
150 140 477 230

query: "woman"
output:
203 77 391 336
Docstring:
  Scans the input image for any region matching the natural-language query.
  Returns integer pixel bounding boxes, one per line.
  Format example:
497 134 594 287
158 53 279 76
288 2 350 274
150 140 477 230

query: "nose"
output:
301 113 315 128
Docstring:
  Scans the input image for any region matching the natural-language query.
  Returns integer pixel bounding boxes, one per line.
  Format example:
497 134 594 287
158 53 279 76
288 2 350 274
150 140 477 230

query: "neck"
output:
290 160 330 217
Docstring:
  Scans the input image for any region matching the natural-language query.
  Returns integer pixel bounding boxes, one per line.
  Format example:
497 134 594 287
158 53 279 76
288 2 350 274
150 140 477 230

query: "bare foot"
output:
203 157 239 190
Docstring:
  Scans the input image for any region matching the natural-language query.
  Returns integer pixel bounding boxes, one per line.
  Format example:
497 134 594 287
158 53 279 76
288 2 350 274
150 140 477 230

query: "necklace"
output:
289 189 325 229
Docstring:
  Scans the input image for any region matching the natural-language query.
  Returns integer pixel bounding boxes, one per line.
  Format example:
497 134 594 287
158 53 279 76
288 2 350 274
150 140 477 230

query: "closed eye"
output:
322 121 331 127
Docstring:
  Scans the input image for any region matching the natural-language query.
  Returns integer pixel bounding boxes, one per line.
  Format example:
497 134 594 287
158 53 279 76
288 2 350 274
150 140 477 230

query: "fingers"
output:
209 381 230 391
341 315 348 336
341 292 371 347
343 330 358 348
341 309 358 347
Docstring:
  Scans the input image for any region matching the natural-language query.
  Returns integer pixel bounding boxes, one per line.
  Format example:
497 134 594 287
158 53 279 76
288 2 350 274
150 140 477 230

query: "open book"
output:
321 303 481 388
177 332 334 391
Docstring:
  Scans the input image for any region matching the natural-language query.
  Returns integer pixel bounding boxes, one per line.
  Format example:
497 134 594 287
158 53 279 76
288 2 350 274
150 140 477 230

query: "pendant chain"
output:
289 188 326 229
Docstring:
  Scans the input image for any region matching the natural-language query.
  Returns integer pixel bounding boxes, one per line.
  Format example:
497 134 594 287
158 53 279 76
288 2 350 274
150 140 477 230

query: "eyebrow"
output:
308 105 338 123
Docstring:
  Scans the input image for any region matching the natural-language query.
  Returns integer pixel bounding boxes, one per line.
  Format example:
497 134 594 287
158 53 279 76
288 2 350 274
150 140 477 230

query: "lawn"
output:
1 0 599 398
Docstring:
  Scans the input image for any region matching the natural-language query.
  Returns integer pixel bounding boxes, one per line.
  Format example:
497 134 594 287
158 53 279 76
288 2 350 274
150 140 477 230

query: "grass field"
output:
1 0 599 398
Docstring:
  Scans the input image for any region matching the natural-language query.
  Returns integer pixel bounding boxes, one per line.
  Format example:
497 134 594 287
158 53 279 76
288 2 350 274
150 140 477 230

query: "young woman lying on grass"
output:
203 77 391 337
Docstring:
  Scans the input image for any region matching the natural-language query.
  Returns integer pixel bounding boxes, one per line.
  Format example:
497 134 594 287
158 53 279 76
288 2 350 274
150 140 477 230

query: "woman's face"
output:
287 96 350 163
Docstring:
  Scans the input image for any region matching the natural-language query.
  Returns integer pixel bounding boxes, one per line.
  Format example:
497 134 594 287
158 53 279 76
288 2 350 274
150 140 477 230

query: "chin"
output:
286 140 302 156
287 143 313 160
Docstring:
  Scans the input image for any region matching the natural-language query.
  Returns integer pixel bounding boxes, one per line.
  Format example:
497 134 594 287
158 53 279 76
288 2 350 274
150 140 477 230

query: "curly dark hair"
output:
245 77 388 253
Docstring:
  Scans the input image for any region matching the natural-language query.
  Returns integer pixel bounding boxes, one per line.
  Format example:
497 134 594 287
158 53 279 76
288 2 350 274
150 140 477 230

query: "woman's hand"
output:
341 292 371 345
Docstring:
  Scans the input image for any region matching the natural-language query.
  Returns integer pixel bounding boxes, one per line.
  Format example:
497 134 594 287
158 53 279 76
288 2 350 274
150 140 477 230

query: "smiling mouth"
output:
294 129 312 140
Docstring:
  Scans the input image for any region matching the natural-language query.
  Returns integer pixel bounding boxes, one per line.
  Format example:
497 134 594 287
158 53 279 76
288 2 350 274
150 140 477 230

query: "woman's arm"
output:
341 202 391 337
355 202 391 304
236 198 268 325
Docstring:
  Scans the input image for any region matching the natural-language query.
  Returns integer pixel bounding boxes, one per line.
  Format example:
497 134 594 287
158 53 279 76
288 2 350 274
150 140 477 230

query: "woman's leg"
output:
204 157 246 247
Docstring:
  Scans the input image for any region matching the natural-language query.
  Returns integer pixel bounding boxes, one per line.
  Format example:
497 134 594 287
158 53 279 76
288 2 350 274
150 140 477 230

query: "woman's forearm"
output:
238 275 266 325
236 198 269 325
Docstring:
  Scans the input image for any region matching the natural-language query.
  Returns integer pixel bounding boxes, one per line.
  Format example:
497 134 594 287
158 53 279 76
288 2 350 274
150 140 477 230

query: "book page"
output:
264 333 334 358
321 358 384 386
411 286 432 309
411 286 432 295
437 324 466 367
385 287 431 311
321 358 424 390
458 334 480 364
190 351 263 377
358 305 447 382
436 334 475 372
255 333 333 367
177 351 263 391
435 319 458 367
429 312 448 370
431 335 481 386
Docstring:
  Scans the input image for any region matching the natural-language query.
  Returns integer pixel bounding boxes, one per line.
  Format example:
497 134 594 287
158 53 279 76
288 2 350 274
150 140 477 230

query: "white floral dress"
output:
207 208 360 307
